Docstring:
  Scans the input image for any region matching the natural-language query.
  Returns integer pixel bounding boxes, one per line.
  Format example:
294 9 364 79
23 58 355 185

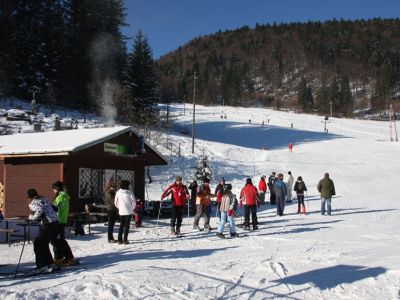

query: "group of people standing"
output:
160 172 336 239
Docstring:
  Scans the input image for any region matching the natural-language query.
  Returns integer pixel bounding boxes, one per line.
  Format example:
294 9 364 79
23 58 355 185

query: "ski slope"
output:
0 104 399 299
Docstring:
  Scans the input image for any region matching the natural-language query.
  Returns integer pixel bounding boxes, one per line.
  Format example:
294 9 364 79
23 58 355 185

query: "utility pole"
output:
183 94 186 116
329 100 333 118
192 72 197 154
389 103 398 142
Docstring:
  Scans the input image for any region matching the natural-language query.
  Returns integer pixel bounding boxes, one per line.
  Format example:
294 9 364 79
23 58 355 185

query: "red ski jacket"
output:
161 183 190 206
240 184 259 205
258 179 267 193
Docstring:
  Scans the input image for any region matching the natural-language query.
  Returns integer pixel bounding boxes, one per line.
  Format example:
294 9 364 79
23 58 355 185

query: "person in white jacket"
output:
286 171 294 202
114 180 136 244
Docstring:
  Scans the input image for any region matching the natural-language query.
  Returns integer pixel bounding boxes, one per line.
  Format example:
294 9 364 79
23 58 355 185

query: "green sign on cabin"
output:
104 143 135 157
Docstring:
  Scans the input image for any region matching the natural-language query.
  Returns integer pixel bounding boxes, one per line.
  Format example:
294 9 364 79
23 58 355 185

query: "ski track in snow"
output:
1 104 400 299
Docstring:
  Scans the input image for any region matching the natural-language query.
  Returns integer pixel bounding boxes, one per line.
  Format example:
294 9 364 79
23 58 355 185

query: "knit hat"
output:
246 178 252 184
225 183 232 190
203 177 210 183
175 176 182 182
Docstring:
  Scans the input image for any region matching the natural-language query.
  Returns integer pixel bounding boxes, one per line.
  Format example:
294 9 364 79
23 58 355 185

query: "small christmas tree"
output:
195 155 212 183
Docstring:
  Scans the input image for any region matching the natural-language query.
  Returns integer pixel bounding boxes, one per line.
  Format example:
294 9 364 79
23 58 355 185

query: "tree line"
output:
157 18 400 116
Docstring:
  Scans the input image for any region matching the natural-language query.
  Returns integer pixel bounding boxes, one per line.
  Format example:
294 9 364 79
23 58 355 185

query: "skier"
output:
274 173 287 216
317 173 336 215
27 188 59 274
114 180 136 244
51 181 77 267
161 176 190 236
188 180 198 216
294 176 308 214
258 175 267 205
104 180 118 243
286 171 294 202
214 177 226 220
193 177 213 231
268 172 276 205
288 143 293 152
240 178 259 230
216 184 238 238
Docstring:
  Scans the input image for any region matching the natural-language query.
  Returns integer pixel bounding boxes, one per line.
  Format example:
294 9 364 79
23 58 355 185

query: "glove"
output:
227 209 233 217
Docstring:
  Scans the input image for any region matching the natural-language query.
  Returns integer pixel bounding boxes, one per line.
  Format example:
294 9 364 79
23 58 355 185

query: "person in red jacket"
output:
258 176 267 205
161 176 190 236
240 178 260 230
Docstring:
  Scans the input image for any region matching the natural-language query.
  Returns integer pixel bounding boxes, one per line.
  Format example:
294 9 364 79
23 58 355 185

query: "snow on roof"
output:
0 126 136 156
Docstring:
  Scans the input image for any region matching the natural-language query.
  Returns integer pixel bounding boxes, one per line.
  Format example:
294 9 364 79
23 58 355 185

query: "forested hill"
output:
156 18 400 116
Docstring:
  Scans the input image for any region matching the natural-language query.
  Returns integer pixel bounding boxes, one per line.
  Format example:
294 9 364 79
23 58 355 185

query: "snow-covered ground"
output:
1 103 400 299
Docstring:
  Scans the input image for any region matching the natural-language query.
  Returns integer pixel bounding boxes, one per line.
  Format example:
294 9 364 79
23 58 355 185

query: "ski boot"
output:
230 232 239 238
216 232 225 239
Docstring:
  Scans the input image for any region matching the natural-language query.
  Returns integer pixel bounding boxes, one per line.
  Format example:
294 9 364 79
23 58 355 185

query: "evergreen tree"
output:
297 77 314 111
194 155 212 183
126 30 159 124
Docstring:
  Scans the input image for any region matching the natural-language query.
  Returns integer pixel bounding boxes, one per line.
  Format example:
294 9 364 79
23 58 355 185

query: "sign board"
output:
104 143 136 157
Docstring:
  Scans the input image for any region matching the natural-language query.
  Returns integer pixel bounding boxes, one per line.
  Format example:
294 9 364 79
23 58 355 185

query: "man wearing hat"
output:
161 176 190 236
51 181 77 266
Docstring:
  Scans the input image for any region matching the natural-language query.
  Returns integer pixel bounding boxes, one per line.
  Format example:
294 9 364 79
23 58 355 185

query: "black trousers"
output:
34 221 58 268
171 205 184 230
244 205 258 227
107 210 118 241
270 192 276 204
118 215 131 242
52 223 74 260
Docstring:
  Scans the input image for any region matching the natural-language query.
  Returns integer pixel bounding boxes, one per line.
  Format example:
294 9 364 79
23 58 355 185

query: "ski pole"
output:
156 200 162 226
305 191 309 210
15 220 31 276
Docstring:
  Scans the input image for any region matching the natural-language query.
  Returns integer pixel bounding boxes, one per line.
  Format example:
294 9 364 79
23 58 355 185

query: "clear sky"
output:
122 0 400 59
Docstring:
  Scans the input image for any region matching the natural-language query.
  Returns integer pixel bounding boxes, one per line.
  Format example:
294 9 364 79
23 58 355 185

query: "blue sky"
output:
122 0 400 59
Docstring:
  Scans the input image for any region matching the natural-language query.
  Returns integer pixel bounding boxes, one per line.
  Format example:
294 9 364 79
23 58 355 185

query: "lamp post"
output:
329 100 333 118
192 72 197 154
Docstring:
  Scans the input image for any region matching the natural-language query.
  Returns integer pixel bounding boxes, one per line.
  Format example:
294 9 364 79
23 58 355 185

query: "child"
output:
216 184 239 238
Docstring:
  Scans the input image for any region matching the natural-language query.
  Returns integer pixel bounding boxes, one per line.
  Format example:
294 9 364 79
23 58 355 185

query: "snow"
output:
1 103 400 299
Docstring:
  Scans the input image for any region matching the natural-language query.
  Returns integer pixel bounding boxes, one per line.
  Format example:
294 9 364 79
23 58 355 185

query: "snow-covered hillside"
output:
0 103 399 299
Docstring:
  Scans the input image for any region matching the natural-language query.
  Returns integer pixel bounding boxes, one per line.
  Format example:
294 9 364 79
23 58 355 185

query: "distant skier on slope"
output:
161 176 190 236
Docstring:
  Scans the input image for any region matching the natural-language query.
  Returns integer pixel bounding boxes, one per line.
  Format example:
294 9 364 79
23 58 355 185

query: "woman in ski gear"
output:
193 177 213 231
104 180 118 243
51 181 76 267
161 176 190 236
216 184 238 238
27 188 59 273
274 174 287 216
258 176 267 205
114 180 136 244
294 176 307 214
317 173 336 215
240 178 259 230
214 177 225 220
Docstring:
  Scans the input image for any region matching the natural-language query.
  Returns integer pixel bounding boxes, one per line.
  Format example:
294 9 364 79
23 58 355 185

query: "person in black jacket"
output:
188 180 198 216
294 176 308 214
268 172 276 205
104 180 118 243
